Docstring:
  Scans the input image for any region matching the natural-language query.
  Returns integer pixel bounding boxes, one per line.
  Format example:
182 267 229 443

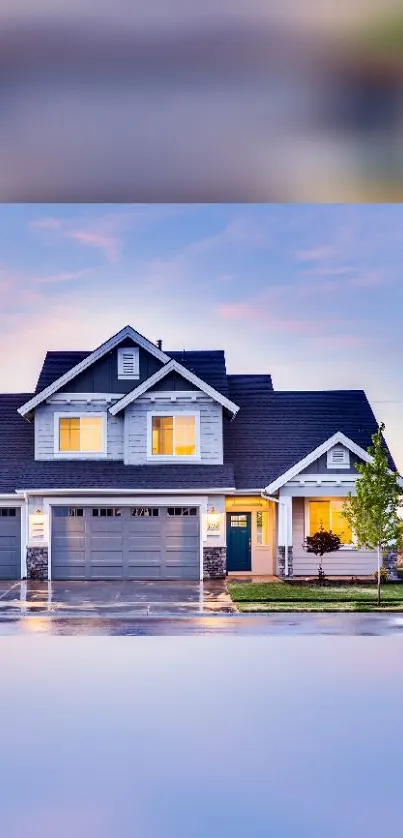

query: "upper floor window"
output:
117 347 139 380
56 414 105 455
149 413 199 458
327 445 350 468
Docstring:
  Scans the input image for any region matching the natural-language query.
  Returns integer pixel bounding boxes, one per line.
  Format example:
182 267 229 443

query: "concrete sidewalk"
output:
0 579 237 619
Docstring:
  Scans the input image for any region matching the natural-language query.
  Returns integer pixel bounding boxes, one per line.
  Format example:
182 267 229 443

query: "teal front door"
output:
226 512 251 572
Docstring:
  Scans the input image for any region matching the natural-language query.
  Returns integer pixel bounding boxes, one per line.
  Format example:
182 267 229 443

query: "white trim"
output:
0 499 24 505
53 411 107 458
264 432 377 495
146 410 201 462
48 393 125 404
45 500 51 580
327 444 350 469
18 325 170 417
21 500 28 579
16 488 234 497
110 359 239 416
286 473 359 487
141 391 211 403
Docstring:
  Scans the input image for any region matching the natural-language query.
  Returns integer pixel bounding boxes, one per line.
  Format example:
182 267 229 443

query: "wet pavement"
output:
1 580 403 634
2 608 403 635
0 579 236 619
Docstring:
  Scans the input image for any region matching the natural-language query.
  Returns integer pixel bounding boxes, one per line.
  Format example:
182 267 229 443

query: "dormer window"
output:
327 444 350 469
147 412 200 460
117 347 139 380
54 413 106 456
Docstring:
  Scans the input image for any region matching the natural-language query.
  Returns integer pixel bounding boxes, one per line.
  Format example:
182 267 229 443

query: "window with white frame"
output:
327 445 350 468
256 510 270 546
149 413 199 458
308 500 353 545
117 347 139 380
55 414 106 454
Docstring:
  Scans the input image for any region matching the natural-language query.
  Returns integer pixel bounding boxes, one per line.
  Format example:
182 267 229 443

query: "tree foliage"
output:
304 528 342 557
342 423 403 604
342 424 403 554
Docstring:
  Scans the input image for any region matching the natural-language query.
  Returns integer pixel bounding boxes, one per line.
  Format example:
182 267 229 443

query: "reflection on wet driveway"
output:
0 579 236 619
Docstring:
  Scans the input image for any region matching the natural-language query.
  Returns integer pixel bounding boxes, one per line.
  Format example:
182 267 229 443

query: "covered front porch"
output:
275 483 378 578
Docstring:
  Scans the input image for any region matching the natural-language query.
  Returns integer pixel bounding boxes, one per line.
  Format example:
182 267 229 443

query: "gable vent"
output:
118 347 140 380
327 444 350 468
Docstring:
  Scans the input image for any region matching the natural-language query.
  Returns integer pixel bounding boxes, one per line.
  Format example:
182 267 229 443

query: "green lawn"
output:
228 582 403 612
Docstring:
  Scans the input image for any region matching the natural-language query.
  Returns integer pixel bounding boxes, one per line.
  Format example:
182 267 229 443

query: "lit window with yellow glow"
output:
58 416 104 453
309 500 352 544
256 511 270 546
151 415 197 457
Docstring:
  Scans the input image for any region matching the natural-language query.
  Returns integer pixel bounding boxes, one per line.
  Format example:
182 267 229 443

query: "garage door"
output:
51 506 200 581
0 508 21 580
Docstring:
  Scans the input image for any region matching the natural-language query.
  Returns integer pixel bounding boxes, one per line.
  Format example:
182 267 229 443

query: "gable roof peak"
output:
18 324 170 418
110 358 239 416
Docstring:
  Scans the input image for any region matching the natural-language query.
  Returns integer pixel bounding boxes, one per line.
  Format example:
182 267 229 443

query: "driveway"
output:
0 579 236 619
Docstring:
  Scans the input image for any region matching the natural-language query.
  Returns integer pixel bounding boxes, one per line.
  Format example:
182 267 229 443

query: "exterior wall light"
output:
207 507 221 533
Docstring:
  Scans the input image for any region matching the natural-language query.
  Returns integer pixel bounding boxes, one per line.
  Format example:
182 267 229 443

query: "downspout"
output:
261 489 288 577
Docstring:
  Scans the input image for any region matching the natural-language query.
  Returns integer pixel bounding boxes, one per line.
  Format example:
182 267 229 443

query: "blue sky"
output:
1 203 402 470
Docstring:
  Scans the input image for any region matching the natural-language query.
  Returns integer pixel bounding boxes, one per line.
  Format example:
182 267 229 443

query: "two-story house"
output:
0 324 399 582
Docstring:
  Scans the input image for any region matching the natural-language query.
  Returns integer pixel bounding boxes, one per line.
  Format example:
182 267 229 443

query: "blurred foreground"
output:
1 1 403 200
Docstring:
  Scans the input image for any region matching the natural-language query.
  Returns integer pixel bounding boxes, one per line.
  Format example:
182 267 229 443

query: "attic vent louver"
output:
327 444 350 468
118 347 140 380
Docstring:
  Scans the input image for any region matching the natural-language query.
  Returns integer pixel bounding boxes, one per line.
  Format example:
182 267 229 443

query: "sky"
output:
1 202 402 471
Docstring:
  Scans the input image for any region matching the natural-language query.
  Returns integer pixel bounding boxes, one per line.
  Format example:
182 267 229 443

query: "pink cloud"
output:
65 230 121 263
308 334 365 349
350 271 383 289
218 301 352 336
300 266 353 277
36 269 92 284
29 217 62 229
295 245 337 263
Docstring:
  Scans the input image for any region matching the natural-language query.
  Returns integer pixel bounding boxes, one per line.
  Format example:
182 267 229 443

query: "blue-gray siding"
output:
125 398 223 465
34 402 124 460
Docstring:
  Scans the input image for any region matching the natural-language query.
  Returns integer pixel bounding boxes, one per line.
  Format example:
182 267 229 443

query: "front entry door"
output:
226 512 251 572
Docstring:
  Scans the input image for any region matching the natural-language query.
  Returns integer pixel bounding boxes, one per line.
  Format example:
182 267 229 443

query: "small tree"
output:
342 423 403 606
304 526 341 582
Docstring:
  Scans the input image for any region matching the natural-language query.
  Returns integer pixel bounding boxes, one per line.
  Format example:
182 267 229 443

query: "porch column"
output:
277 494 293 578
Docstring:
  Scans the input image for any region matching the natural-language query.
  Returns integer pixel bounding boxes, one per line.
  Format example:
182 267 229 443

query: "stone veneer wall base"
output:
383 549 399 581
26 547 48 581
277 546 293 579
203 547 226 579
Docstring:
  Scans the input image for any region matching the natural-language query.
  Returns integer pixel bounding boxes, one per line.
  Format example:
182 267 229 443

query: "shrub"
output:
304 526 341 580
374 565 388 585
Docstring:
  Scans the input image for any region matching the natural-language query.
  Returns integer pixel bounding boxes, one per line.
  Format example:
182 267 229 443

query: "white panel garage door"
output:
51 506 200 581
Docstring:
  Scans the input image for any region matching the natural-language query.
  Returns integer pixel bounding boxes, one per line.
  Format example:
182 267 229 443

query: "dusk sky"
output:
2 203 402 470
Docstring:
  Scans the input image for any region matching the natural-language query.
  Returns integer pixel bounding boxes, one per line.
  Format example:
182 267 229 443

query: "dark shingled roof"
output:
2 365 395 496
35 352 90 393
0 396 234 493
35 349 232 397
225 378 395 490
